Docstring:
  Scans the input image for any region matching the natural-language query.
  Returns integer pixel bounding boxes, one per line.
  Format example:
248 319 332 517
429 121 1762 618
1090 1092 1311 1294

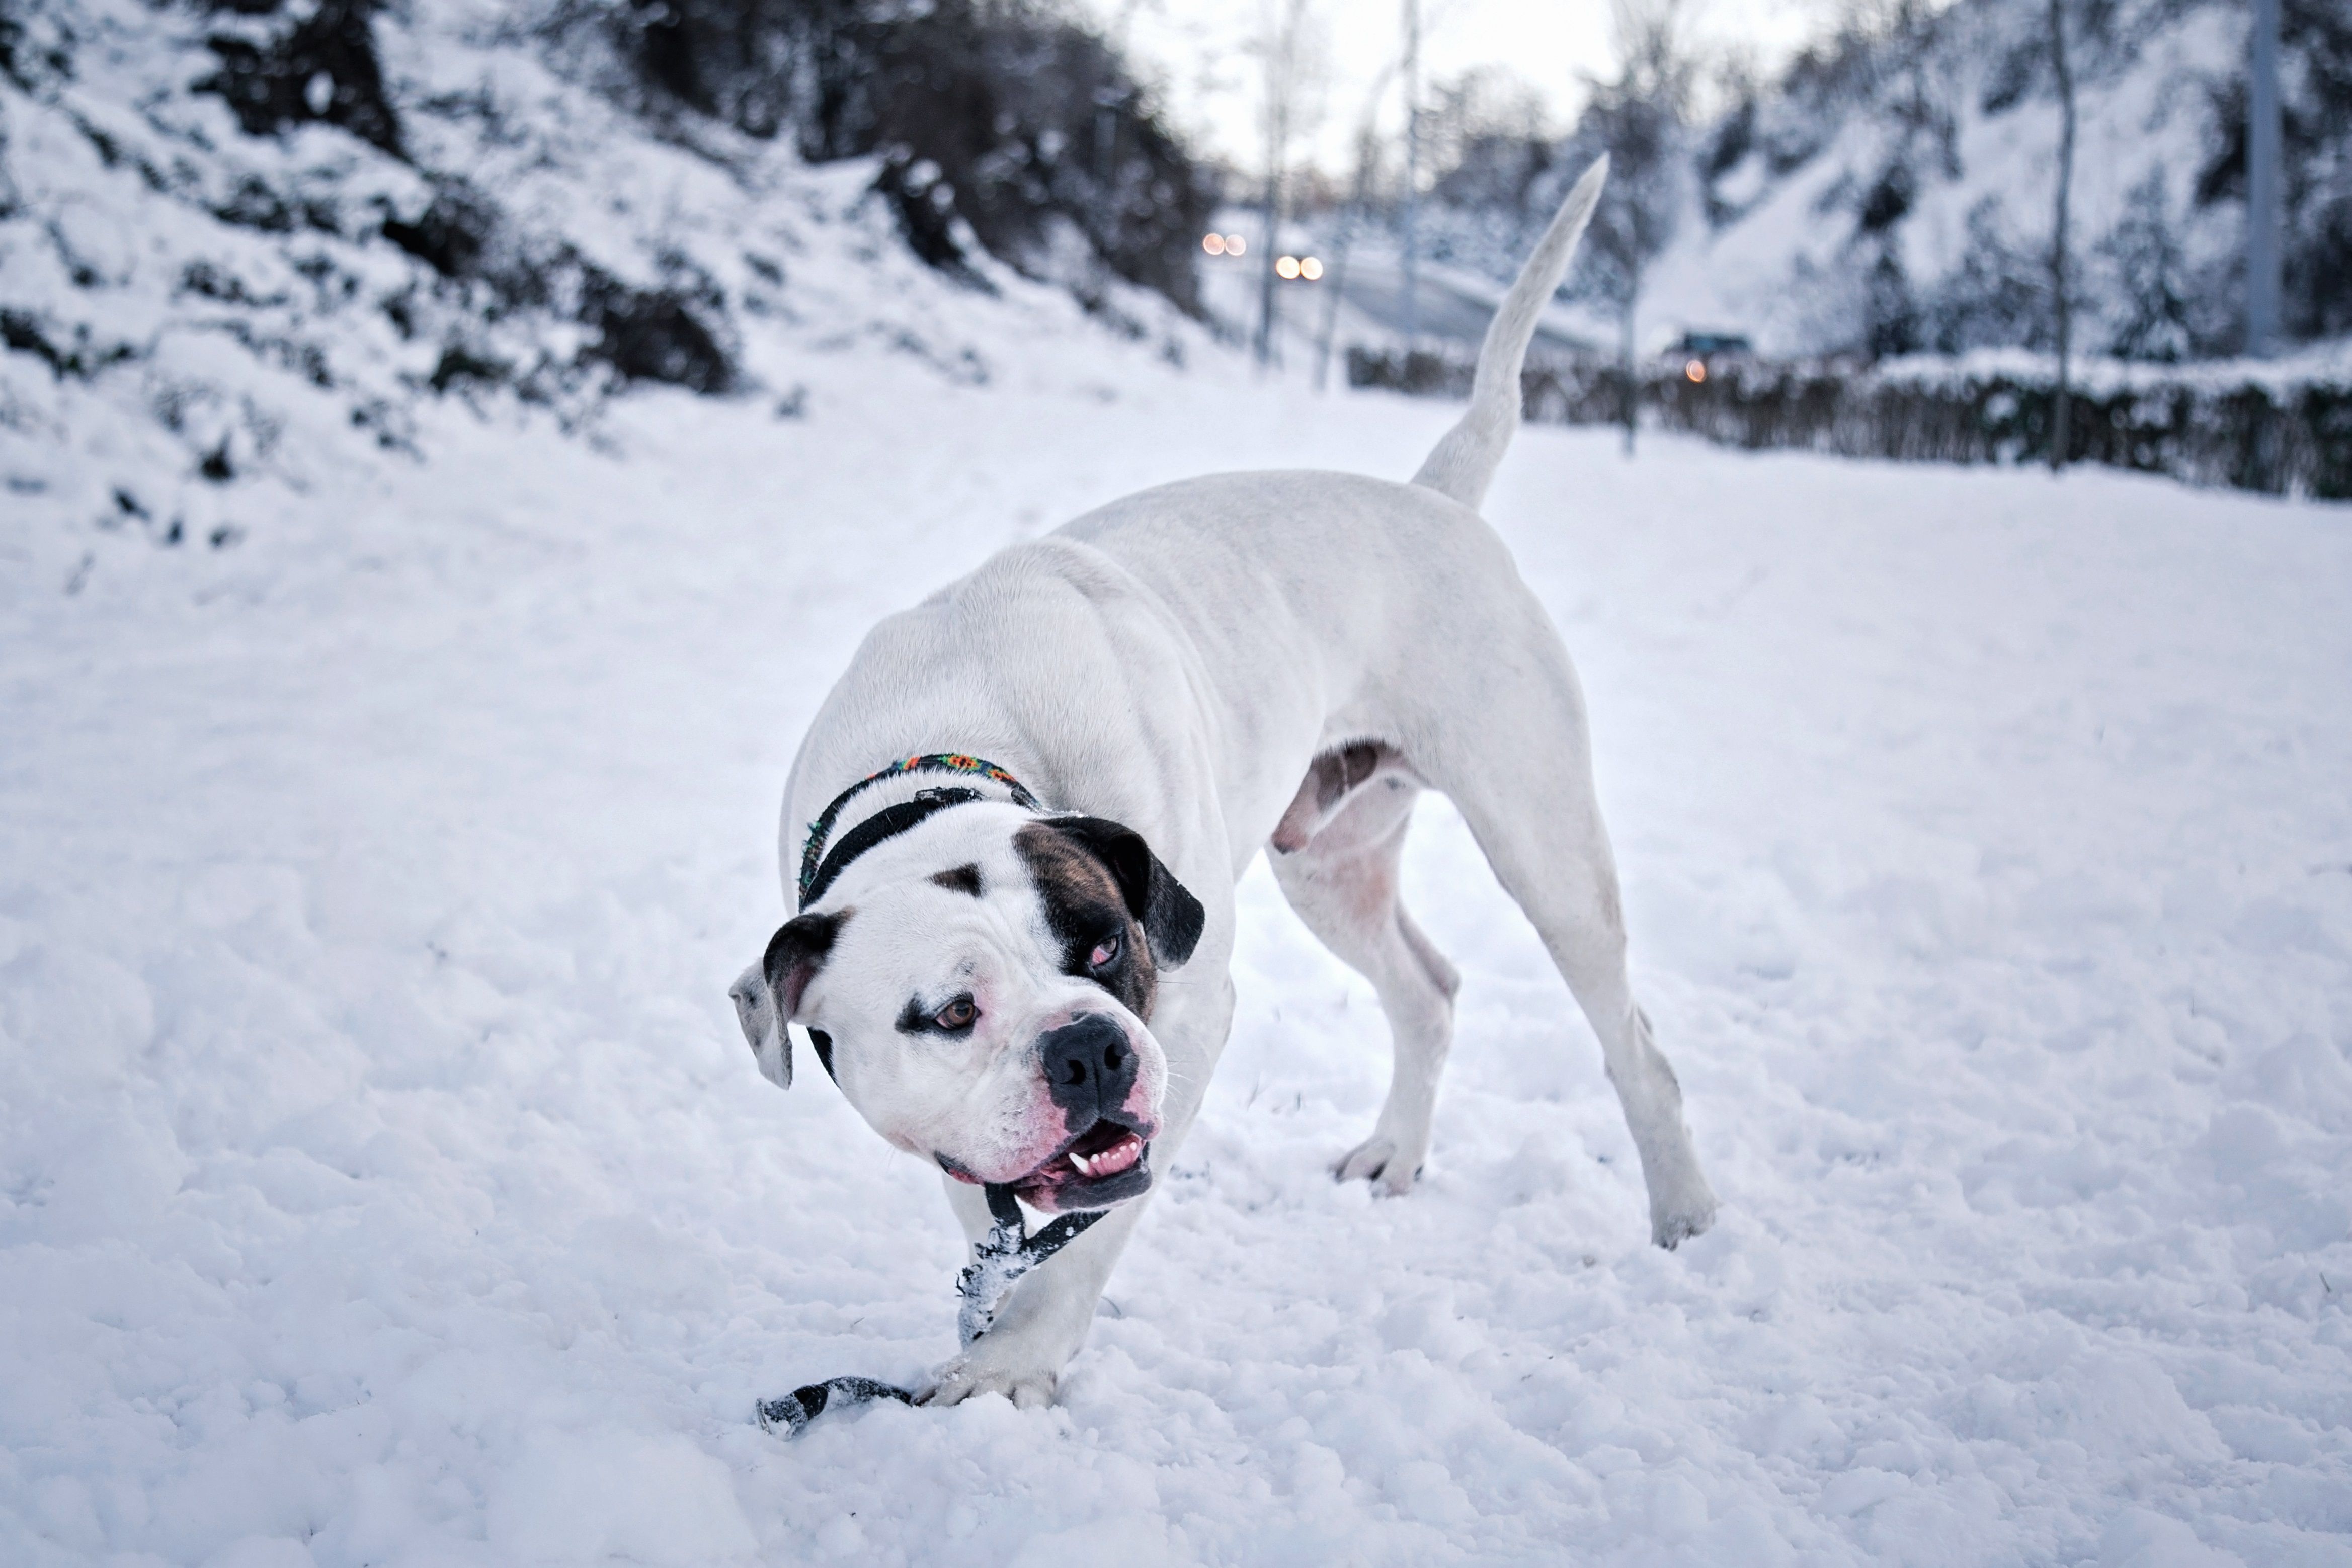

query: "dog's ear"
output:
729 911 843 1089
729 962 789 1088
1050 817 1206 967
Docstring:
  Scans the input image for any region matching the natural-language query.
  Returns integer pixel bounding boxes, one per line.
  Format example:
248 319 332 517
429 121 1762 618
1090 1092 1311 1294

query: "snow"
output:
5 341 2348 1563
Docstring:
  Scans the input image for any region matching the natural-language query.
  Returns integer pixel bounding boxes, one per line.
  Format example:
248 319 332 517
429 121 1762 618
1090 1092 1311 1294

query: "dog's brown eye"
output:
935 996 977 1031
1089 933 1121 969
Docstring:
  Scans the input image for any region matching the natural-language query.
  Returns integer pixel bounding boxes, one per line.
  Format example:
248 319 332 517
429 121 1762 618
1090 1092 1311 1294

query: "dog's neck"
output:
797 753 1041 909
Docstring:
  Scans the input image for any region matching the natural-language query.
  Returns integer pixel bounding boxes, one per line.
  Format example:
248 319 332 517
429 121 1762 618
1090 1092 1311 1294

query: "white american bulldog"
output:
731 156 1716 1409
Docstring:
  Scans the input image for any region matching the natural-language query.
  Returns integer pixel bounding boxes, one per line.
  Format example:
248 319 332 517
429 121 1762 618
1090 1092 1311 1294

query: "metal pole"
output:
1256 165 1279 366
2247 0 2282 357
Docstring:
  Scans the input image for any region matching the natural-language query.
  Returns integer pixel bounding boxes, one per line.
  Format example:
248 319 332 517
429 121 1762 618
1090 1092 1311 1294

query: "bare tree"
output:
1315 68 1396 391
1578 0 1697 455
1250 0 1326 367
2048 0 2075 470
1400 0 1422 343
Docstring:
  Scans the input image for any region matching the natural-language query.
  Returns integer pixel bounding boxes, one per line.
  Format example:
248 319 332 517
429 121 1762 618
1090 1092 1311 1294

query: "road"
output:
1318 248 1593 356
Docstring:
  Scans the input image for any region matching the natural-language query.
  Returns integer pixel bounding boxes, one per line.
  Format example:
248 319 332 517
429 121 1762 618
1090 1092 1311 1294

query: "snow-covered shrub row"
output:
1346 345 2352 500
0 0 1203 561
1651 359 2352 499
1398 0 2350 363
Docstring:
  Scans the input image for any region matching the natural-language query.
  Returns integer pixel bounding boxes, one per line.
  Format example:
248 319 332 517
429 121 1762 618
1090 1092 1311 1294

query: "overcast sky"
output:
1088 0 1836 175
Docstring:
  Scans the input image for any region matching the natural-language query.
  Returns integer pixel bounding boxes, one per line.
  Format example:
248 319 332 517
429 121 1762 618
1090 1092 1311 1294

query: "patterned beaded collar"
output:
797 753 1041 909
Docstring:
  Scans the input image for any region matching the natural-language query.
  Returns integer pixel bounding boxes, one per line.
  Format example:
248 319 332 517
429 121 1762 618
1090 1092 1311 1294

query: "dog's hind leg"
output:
1413 608 1718 1248
1270 748 1460 1195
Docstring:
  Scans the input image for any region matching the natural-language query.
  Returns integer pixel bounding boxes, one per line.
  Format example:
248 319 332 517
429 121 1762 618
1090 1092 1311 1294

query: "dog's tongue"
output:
1065 1130 1143 1180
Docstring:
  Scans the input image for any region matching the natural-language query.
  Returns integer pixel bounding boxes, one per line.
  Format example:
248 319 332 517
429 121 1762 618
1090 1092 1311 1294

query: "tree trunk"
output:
1400 0 1420 344
1620 277 1639 457
2049 0 2075 471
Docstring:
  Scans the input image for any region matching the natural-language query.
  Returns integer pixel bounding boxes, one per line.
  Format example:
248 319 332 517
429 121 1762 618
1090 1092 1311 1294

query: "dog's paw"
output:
1333 1134 1421 1196
920 1352 1060 1411
1650 1190 1718 1250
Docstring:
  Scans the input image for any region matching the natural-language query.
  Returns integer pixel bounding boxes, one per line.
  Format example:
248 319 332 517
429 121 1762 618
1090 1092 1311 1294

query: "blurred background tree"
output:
1571 0 1697 453
582 0 1218 311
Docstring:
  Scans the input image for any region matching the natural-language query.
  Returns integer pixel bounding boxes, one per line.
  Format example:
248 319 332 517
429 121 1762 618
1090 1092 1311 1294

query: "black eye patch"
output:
897 994 977 1036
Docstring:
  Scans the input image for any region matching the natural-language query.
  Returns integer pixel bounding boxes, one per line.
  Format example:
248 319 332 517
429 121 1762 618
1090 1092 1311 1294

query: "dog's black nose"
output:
1037 1014 1138 1121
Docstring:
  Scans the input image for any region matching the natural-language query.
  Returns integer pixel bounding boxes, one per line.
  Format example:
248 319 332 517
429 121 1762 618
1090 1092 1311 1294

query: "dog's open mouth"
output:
1014 1117 1154 1210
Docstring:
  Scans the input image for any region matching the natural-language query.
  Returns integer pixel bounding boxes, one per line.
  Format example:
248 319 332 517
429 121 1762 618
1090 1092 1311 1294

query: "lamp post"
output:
2247 0 2282 357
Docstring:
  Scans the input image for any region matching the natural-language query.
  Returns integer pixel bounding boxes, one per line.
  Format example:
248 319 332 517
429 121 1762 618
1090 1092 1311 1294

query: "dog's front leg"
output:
924 968 1234 1409
923 1184 1149 1409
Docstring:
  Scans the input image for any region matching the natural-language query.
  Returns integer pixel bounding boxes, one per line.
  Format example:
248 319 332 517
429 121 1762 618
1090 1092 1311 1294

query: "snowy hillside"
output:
6 339 2352 1561
1405 0 2347 363
0 0 1207 565
1639 0 2294 359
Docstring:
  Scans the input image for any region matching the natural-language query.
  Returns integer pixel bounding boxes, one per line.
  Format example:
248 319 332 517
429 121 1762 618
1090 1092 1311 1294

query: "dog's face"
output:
731 804 1204 1213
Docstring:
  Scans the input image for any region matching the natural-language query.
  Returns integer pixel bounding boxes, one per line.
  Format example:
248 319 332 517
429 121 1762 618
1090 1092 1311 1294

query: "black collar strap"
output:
755 1183 1107 1438
802 787 978 908
798 753 1040 909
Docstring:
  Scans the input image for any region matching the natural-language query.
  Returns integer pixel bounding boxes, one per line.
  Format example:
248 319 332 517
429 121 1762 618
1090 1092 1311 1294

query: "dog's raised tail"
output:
1410 155 1608 511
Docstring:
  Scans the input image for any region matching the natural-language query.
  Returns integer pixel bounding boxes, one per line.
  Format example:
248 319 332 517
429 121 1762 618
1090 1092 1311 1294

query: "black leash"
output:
756 1184 1105 1438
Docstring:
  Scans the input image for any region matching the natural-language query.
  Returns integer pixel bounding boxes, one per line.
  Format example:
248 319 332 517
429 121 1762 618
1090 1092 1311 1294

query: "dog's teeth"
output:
1068 1150 1096 1176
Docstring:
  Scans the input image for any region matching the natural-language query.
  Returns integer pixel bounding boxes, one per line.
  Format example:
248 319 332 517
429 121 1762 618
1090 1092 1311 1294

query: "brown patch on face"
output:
930 863 984 896
1013 822 1158 1020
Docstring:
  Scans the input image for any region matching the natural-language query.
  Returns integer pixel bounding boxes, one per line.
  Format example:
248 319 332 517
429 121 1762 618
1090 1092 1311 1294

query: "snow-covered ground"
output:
4 351 2350 1565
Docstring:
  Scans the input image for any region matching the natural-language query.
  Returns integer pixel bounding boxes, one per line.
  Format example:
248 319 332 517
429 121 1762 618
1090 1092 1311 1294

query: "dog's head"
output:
729 803 1204 1212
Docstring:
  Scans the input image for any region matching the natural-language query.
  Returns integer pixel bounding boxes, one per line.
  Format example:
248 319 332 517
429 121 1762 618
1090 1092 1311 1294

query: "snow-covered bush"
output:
2098 171 2196 363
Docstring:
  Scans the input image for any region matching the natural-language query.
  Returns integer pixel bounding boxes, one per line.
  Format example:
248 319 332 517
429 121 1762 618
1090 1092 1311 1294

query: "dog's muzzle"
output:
1014 1013 1157 1210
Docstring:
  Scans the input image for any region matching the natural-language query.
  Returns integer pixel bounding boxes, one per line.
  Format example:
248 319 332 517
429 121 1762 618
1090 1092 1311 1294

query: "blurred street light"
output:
1225 234 1247 256
1300 257 1324 280
1684 359 1706 383
1203 233 1226 255
1276 255 1302 279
